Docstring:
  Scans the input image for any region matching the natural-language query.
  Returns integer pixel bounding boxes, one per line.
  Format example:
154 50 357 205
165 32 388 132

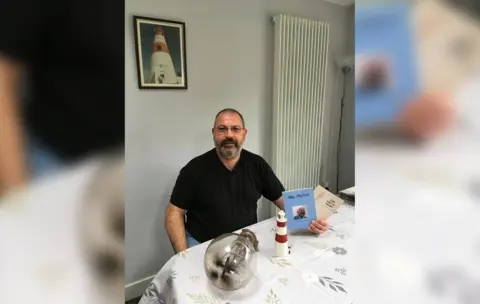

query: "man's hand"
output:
309 219 329 235
0 58 27 196
398 92 455 141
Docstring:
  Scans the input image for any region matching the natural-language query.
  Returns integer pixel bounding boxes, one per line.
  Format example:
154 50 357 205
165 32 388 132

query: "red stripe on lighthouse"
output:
276 221 286 227
153 42 170 53
153 26 170 53
275 233 288 243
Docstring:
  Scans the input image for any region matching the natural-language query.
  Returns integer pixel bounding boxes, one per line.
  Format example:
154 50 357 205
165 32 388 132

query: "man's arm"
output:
0 1 45 196
164 203 188 253
273 196 284 211
0 58 27 196
164 165 194 253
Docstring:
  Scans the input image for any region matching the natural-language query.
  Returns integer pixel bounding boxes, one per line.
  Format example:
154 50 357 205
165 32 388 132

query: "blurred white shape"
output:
0 158 113 304
456 74 480 133
376 249 423 291
356 71 480 304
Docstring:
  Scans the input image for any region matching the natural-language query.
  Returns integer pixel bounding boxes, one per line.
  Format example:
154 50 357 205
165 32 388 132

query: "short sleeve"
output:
170 165 195 210
261 161 285 202
0 1 44 63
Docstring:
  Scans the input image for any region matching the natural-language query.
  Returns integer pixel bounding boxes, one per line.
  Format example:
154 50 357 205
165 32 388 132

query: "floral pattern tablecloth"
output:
139 205 355 304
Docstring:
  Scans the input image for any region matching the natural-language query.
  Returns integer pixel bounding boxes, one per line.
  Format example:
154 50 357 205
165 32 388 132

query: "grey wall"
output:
125 0 353 293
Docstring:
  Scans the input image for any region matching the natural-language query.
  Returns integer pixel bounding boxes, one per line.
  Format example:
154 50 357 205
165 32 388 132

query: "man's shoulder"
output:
182 149 215 170
242 149 269 166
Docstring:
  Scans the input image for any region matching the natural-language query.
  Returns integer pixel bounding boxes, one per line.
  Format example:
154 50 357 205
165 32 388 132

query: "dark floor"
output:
125 297 140 304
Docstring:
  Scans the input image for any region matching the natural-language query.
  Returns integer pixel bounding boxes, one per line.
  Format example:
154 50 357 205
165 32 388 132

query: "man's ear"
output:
211 128 214 135
244 128 248 136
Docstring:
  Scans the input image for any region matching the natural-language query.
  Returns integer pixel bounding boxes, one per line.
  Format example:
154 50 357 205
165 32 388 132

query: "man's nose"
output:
225 128 235 137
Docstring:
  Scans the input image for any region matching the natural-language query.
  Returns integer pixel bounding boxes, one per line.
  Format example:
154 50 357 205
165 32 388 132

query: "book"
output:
413 0 480 92
338 186 355 203
282 188 316 230
313 185 345 220
282 186 345 230
339 186 355 196
355 3 420 128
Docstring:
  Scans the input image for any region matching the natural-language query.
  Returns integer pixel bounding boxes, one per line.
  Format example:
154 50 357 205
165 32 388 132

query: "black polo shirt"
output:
170 148 285 243
0 0 124 162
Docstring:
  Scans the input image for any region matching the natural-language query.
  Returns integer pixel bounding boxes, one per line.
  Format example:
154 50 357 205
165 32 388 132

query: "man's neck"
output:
216 150 240 170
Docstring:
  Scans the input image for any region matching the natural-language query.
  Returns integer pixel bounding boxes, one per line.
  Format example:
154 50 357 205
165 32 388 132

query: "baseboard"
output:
125 274 156 301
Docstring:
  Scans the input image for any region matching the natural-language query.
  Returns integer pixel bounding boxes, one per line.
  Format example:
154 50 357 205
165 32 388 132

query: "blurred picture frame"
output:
133 15 188 89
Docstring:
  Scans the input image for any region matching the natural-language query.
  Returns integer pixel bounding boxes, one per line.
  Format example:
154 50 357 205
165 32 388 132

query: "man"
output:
165 108 329 253
0 0 124 195
293 207 307 220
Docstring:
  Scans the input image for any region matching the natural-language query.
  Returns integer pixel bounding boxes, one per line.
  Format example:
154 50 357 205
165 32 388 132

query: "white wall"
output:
125 0 353 297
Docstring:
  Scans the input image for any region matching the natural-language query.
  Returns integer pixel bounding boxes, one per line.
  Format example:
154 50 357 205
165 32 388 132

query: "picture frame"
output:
133 15 188 89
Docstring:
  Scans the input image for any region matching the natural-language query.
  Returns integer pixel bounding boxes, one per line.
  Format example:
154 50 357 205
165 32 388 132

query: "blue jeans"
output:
186 231 200 248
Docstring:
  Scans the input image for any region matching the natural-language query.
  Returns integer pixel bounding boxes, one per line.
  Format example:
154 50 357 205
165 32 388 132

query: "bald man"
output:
165 108 329 253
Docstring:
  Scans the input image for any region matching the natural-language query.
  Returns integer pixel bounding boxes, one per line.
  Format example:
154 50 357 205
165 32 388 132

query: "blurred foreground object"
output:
414 0 480 92
81 153 124 303
356 0 480 139
204 229 258 291
355 2 419 127
355 1 480 304
0 152 124 304
398 91 455 140
0 59 28 195
0 0 124 196
403 0 480 140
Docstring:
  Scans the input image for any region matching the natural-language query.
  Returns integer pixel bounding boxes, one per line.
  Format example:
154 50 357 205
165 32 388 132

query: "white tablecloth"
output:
140 205 355 304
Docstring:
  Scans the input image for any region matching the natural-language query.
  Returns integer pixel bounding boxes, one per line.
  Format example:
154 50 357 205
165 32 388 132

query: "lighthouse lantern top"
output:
277 210 287 222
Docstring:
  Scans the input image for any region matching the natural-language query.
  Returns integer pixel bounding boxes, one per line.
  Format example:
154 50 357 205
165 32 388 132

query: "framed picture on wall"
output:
133 16 188 89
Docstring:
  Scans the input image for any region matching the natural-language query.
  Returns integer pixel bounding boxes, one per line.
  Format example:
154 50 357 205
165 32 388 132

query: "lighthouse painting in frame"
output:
133 16 187 89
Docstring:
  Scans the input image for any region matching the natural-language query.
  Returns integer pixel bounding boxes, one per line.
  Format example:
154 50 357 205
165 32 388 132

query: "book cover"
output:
355 3 420 128
314 185 345 221
282 188 316 231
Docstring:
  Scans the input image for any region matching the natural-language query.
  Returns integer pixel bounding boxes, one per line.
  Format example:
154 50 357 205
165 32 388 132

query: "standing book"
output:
313 185 345 221
355 3 419 128
282 186 345 230
282 188 316 230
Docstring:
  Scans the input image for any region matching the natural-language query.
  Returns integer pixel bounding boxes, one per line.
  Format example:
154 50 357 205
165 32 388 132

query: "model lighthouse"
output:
275 210 289 257
149 26 178 84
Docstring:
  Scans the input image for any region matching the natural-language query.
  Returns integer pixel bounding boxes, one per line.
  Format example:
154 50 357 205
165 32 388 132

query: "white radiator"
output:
271 14 330 214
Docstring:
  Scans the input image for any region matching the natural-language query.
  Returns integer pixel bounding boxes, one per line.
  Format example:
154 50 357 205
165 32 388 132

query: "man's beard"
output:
215 138 241 160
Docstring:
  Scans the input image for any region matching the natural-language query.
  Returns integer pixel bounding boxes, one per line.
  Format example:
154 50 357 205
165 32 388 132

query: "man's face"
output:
297 207 305 217
212 112 247 160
